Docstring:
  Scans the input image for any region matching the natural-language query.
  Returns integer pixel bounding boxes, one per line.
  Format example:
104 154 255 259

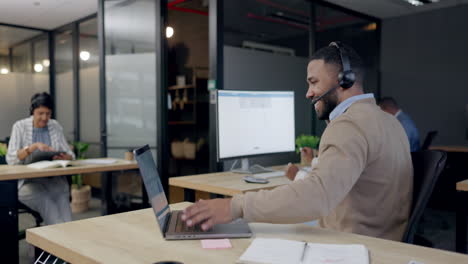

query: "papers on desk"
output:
237 238 369 264
78 158 118 165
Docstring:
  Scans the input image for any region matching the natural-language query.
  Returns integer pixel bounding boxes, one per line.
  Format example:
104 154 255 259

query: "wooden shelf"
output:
168 85 194 90
168 121 196 125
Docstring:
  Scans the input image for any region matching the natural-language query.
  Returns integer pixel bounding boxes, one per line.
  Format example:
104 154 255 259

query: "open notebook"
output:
26 160 74 169
238 238 369 264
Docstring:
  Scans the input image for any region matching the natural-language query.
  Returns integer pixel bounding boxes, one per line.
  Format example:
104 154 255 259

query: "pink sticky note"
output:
201 239 232 249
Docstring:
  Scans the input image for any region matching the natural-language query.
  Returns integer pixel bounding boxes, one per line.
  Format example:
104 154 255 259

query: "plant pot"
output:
70 185 91 213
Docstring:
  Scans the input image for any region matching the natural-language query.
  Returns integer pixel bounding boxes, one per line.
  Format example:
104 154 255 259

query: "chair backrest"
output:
402 150 447 243
421 131 438 150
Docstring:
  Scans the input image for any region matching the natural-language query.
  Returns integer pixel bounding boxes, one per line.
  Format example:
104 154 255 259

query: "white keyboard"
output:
252 171 285 179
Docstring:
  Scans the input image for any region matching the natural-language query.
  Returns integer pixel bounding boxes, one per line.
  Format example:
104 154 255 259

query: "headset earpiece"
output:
329 42 355 89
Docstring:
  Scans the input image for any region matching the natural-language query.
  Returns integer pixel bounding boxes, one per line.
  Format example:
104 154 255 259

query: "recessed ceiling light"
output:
403 0 439 6
0 68 9 74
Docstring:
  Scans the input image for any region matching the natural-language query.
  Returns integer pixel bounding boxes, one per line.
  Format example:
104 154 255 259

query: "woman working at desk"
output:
6 92 75 225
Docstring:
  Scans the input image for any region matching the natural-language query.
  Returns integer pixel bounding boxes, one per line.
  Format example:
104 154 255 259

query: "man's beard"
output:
316 89 339 121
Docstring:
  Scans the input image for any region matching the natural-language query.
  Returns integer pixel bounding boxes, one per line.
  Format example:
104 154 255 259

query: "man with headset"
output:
181 42 413 241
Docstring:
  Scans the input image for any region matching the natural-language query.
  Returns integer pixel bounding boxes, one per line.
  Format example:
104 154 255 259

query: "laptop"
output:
134 144 252 240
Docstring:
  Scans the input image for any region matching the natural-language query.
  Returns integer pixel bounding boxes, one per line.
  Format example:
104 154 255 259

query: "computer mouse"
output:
243 176 269 184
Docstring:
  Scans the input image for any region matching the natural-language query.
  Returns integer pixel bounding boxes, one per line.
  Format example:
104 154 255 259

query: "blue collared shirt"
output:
329 93 375 121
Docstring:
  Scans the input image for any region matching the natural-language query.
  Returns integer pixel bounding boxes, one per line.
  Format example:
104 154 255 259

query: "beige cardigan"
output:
231 98 413 241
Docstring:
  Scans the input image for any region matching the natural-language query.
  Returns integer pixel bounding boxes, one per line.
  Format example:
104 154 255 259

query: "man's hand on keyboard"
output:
181 198 233 231
285 162 299 181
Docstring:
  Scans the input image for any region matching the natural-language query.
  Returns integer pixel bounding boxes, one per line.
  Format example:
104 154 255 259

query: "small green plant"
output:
72 141 90 189
0 143 7 157
295 134 320 153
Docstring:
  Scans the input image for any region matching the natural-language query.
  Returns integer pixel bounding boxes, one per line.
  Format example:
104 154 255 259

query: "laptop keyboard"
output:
175 212 206 233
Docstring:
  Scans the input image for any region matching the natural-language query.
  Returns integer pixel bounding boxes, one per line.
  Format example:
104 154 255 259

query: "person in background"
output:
6 92 75 225
180 42 413 241
379 97 420 152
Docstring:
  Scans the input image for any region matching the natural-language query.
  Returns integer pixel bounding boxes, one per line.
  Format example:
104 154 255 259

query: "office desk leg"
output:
169 186 185 204
195 191 211 201
456 191 467 253
0 180 19 264
101 172 115 215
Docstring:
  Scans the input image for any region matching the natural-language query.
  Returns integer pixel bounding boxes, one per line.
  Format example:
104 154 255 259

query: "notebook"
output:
26 160 73 169
237 238 369 264
134 144 252 240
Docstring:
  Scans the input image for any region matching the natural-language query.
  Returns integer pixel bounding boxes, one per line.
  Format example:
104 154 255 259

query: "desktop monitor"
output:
217 90 295 172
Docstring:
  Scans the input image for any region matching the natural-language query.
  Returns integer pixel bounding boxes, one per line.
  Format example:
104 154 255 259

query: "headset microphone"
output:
310 85 339 105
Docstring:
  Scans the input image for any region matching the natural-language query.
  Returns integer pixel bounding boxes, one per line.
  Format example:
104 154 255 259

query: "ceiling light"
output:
363 23 377 31
34 64 43 73
0 68 9 74
80 51 90 61
42 59 50 67
166 26 174 38
403 0 439 6
407 0 423 6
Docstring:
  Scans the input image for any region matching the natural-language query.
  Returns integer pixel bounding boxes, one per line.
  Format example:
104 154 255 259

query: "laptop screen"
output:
134 145 170 232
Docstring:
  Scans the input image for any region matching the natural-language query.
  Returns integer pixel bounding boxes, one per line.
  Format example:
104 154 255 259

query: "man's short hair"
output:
310 42 365 84
378 97 399 109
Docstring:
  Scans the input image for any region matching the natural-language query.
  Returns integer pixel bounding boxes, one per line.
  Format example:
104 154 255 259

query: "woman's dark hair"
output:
30 92 53 115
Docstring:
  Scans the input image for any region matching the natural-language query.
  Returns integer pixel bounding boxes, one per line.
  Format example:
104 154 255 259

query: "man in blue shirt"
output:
379 97 420 152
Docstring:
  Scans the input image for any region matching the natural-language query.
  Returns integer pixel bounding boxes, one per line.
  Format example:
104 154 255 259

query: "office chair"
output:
0 138 45 240
18 201 43 240
402 150 447 245
421 131 438 151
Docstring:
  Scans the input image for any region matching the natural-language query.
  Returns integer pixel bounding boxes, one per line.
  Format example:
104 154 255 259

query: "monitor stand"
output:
231 158 274 174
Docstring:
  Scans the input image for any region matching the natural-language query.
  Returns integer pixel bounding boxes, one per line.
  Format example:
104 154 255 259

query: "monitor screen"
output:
217 90 295 160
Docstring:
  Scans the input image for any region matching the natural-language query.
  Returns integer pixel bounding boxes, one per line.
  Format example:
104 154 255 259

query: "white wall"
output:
55 71 75 141
381 5 468 145
0 73 48 139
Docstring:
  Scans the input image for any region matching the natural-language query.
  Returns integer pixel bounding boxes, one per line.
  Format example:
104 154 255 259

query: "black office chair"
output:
421 131 438 151
18 202 43 240
402 150 447 245
0 139 45 239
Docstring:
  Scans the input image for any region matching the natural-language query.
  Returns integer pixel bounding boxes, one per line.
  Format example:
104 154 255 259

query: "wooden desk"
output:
0 159 138 181
0 158 139 264
27 202 468 264
169 165 290 202
430 145 468 153
456 179 468 253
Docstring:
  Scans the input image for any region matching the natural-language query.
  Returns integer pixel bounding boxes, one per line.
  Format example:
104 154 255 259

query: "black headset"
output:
328 41 356 89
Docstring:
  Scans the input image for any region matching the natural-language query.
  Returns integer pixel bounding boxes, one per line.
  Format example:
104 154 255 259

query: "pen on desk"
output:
300 241 307 263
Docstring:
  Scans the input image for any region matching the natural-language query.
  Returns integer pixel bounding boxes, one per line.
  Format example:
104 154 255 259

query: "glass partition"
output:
103 0 158 159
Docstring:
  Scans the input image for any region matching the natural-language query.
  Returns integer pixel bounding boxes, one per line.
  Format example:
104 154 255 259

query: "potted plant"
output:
0 143 7 165
70 141 91 213
295 134 320 166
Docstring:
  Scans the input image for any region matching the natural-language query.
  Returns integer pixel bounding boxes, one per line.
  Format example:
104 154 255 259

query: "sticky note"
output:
201 239 232 249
